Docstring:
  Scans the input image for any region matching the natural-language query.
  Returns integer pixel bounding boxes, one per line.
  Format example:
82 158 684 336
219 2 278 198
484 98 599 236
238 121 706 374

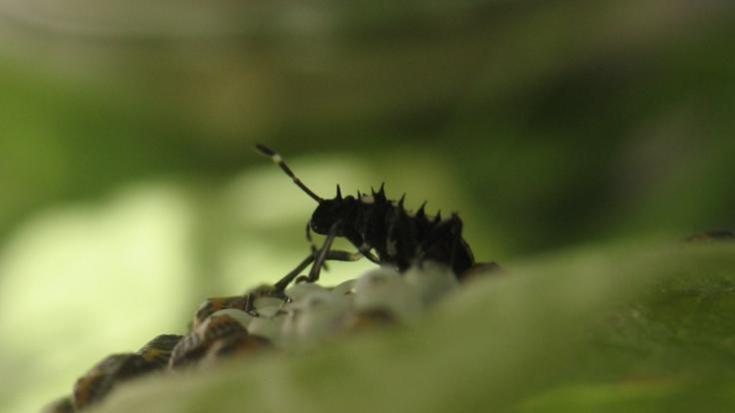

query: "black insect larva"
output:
255 144 479 290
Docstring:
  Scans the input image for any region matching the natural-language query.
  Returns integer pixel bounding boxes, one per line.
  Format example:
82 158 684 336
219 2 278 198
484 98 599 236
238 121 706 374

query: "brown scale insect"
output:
137 334 184 368
192 295 249 329
40 396 75 413
72 353 158 410
169 313 271 369
200 333 272 367
71 334 182 410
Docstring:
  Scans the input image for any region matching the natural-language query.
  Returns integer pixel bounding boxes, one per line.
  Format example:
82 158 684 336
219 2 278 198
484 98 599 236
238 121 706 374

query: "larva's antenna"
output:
255 144 323 203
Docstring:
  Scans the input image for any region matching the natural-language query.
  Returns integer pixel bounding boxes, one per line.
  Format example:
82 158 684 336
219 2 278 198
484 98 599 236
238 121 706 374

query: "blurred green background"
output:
1 1 734 412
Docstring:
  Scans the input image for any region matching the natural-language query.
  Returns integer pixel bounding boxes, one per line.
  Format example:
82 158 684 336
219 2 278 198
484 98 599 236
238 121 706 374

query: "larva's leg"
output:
303 221 341 283
244 248 364 315
357 243 380 263
306 222 329 271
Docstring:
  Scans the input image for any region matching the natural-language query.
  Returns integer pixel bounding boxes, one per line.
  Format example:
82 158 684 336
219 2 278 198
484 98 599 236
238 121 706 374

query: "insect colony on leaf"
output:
248 144 494 301
42 145 499 413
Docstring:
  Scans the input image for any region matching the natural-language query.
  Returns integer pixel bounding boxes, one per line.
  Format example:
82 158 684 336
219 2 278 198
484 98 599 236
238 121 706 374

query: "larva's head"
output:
310 185 352 235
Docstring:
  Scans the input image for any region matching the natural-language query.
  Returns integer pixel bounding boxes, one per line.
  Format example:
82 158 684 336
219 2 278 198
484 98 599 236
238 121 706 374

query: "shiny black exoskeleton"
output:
311 184 474 276
255 144 476 290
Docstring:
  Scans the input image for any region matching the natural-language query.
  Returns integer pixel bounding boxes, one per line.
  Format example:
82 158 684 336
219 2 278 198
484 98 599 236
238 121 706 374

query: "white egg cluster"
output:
213 263 458 350
43 263 464 413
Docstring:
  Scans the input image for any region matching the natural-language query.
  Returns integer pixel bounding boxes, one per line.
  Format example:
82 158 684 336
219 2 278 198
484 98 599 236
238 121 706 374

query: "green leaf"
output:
89 242 735 412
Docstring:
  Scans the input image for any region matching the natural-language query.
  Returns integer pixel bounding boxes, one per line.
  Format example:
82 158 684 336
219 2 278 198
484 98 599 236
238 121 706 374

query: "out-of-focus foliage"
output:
0 0 734 412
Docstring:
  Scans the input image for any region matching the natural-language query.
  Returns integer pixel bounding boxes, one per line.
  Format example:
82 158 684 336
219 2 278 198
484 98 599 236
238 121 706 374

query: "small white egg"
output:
404 262 458 306
252 296 285 318
353 267 422 322
209 309 254 330
284 289 353 348
285 282 329 303
330 278 356 296
248 316 286 344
